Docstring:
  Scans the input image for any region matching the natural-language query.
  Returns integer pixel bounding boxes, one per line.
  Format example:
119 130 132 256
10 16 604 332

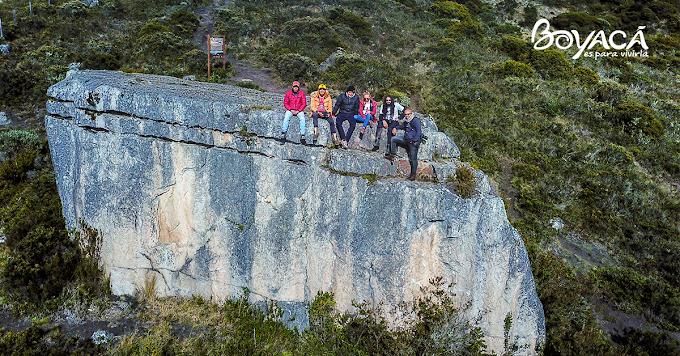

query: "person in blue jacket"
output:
384 109 422 181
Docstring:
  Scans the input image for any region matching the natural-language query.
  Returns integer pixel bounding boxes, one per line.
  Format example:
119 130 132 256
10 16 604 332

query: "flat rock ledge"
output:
46 70 545 355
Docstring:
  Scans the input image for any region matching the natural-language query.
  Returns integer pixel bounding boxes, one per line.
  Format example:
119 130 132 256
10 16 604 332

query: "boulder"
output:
45 70 545 354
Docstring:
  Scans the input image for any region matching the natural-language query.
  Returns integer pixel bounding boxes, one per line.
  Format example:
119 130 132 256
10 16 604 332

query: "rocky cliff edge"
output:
45 70 545 354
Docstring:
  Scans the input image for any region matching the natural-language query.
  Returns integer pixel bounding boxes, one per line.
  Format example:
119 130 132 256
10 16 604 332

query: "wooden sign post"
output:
207 35 226 79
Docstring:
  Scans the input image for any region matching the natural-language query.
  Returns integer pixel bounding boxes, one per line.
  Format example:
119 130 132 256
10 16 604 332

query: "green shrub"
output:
526 48 573 80
431 1 472 22
573 66 600 86
611 103 664 138
448 20 484 39
327 8 372 42
138 22 171 37
453 165 476 199
643 57 668 70
235 82 267 92
264 16 344 64
0 325 101 355
0 130 42 158
21 45 76 68
592 81 627 106
169 9 199 38
0 149 36 183
133 31 192 68
613 329 680 356
551 12 605 32
81 50 120 70
182 49 207 74
520 5 538 27
276 53 317 83
490 59 535 78
58 0 90 17
500 36 530 61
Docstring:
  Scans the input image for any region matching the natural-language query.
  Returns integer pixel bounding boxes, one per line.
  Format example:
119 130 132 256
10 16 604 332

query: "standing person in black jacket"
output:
385 109 422 181
332 85 360 149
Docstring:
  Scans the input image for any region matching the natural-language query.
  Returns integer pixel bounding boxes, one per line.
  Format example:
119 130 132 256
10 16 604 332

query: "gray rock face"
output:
0 112 9 126
46 70 545 354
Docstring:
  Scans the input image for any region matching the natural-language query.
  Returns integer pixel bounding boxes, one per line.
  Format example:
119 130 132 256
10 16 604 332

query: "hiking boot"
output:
359 127 365 140
313 127 319 143
372 138 380 151
332 133 340 146
300 135 306 145
408 173 417 181
342 140 348 149
280 131 287 141
384 153 395 163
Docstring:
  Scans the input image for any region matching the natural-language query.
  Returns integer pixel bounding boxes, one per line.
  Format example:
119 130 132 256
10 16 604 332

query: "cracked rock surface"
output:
46 70 544 355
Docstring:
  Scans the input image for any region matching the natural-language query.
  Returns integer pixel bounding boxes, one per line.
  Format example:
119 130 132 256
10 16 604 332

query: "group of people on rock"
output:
281 81 424 181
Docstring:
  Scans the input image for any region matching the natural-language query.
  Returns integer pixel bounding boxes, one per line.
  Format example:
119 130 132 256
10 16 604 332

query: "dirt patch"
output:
190 1 289 95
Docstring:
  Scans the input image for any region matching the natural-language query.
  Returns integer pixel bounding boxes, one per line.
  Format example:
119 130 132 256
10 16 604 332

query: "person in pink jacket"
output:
281 81 308 144
355 91 377 140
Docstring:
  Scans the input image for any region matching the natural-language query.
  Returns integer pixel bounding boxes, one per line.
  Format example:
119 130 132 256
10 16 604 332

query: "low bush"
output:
573 66 600 86
327 7 372 43
490 59 535 78
431 1 472 22
551 12 605 32
276 53 317 83
500 35 530 61
235 82 267 92
525 48 573 80
453 165 476 198
182 48 208 74
265 16 344 64
0 325 101 355
169 9 199 38
448 20 484 39
610 102 664 138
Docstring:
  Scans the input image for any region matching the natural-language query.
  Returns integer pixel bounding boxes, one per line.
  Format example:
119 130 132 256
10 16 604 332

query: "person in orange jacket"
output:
309 84 339 146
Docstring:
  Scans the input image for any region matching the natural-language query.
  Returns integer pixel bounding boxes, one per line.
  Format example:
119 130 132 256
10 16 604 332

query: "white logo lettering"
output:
530 19 649 59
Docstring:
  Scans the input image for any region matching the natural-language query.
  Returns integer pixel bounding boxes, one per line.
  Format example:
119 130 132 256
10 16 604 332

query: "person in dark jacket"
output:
374 95 404 152
332 85 360 149
385 109 422 181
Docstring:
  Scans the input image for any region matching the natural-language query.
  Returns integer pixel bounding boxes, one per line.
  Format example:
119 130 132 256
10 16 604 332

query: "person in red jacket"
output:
355 91 377 140
281 81 308 144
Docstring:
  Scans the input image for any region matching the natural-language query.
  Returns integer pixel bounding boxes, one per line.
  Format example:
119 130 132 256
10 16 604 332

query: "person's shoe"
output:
372 138 380 151
408 173 417 181
332 133 340 146
359 127 365 140
280 131 287 141
342 140 348 149
384 153 395 163
313 127 319 142
368 120 374 128
300 135 306 145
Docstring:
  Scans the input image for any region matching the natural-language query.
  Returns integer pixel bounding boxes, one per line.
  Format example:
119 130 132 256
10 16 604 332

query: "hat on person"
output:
292 81 300 87
346 85 355 92
318 84 327 89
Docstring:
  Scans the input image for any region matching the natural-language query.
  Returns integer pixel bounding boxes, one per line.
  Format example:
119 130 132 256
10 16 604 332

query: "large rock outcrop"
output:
46 70 545 354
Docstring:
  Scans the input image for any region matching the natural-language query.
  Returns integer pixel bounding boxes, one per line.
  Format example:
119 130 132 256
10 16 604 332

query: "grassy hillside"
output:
1 0 680 354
